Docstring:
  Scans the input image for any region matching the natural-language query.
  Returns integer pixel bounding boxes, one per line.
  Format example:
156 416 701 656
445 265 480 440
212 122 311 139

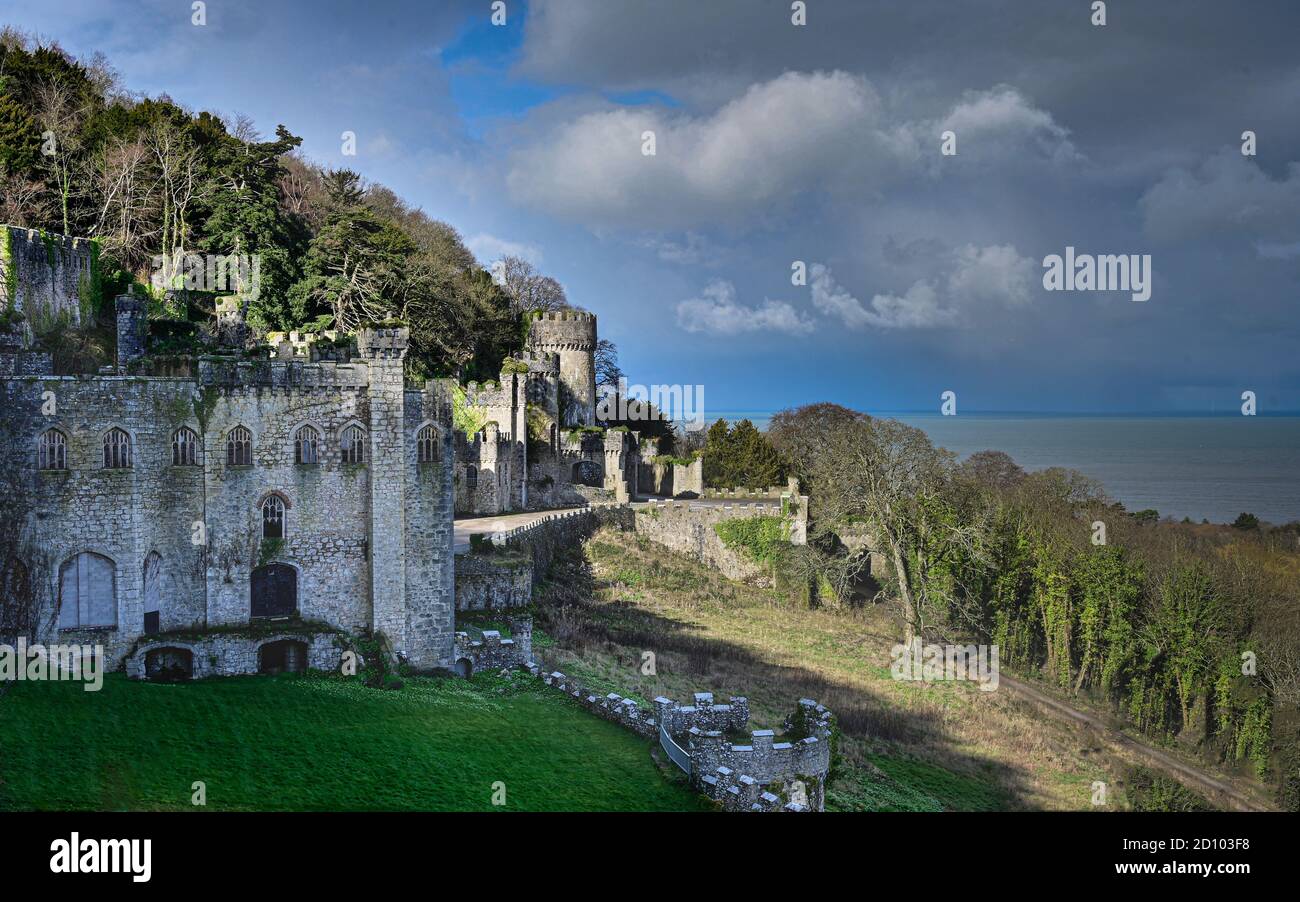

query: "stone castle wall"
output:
526 310 596 427
631 500 787 582
1 227 96 331
0 326 457 673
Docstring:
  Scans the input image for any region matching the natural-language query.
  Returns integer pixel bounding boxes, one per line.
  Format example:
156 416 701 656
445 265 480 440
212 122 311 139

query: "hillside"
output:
533 526 1269 811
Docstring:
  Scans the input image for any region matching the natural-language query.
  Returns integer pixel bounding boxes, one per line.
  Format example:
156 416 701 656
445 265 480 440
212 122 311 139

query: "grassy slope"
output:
540 529 1152 811
0 670 705 812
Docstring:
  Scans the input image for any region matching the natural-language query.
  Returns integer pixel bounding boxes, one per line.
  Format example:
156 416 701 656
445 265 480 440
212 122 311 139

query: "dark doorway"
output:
454 658 473 679
250 563 297 618
144 647 193 682
259 639 308 674
572 459 602 487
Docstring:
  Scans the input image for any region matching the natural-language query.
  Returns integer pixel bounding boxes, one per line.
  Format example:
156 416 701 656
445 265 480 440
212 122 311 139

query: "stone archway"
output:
571 459 603 487
259 639 308 674
144 647 193 682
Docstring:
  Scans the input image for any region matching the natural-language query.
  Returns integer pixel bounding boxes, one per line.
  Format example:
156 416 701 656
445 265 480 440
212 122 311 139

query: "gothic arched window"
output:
417 425 437 463
226 426 252 466
340 424 366 465
262 494 286 540
294 425 320 465
172 427 199 466
39 428 67 470
103 428 132 469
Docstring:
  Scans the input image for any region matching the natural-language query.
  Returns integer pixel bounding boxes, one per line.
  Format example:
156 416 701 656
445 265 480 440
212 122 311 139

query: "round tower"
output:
526 311 597 427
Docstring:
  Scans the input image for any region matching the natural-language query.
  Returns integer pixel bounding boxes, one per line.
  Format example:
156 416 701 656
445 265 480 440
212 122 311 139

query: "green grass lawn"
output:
0 670 706 812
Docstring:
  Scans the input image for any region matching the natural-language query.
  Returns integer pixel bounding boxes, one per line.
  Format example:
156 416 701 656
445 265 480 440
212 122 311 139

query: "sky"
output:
4 0 1299 414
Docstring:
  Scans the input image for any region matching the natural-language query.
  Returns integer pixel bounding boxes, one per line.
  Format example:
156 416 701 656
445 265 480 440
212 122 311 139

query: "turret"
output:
115 295 147 371
526 310 597 427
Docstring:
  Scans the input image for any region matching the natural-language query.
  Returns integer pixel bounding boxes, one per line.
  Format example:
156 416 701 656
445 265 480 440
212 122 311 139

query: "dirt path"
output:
995 670 1274 812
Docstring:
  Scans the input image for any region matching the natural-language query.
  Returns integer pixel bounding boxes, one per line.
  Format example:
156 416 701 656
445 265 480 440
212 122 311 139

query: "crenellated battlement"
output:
356 325 410 360
1 224 98 330
527 309 597 351
537 671 835 811
197 356 371 389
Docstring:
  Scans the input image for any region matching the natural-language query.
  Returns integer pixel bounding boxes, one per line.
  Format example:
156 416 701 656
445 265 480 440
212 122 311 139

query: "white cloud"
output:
675 280 814 336
811 244 1036 330
812 265 957 330
465 233 545 266
506 73 1076 230
931 86 1081 167
946 244 1036 307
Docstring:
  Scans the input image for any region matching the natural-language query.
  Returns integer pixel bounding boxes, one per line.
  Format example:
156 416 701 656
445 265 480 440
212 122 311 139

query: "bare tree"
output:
83 135 157 269
34 77 88 235
145 118 202 259
498 256 569 314
278 152 326 228
595 338 623 388
0 170 50 227
806 416 988 642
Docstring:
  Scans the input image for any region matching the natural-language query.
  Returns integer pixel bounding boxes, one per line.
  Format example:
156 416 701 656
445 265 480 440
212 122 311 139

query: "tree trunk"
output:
891 541 919 643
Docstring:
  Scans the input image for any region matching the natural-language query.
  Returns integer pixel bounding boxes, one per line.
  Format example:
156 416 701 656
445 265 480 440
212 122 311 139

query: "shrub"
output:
714 516 788 565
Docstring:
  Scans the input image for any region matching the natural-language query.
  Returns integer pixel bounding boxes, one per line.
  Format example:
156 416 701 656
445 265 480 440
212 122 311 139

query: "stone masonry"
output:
0 311 456 675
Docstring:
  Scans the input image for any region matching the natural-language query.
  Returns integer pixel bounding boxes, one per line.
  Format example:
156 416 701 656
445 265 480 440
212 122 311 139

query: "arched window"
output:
417 425 437 463
226 426 252 466
172 427 199 466
262 494 286 540
294 425 320 465
466 465 478 492
58 552 116 629
340 424 365 465
38 428 67 470
103 428 132 469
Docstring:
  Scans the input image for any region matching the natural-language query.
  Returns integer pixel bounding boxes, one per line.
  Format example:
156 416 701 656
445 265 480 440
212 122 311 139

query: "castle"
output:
1 227 832 810
0 228 642 676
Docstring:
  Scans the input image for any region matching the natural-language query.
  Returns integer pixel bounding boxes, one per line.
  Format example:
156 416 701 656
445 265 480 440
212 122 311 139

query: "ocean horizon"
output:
696 411 1300 526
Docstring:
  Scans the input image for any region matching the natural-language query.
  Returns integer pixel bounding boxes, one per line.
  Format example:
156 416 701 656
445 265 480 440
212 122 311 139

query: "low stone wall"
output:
536 669 834 811
124 629 344 680
454 553 532 610
500 506 623 587
454 621 532 674
631 501 783 582
684 697 834 812
655 691 751 735
539 669 659 739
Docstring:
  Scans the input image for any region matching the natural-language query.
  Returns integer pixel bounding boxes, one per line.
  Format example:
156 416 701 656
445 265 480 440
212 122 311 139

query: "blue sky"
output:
5 0 1300 414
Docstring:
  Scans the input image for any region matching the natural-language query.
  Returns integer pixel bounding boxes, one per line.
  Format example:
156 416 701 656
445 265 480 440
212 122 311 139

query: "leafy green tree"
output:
194 119 303 329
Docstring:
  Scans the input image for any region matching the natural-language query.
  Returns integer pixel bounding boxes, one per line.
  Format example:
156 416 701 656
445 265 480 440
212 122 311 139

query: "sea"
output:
701 411 1300 526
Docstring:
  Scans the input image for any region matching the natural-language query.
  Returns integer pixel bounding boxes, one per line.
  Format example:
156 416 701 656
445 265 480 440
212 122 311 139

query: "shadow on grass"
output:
537 532 1033 811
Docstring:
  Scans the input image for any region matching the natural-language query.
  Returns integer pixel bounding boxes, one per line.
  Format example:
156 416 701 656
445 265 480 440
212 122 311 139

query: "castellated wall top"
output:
1 225 97 329
527 309 597 350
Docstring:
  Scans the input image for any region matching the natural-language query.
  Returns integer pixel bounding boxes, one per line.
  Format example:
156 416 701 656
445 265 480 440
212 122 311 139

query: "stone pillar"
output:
359 326 409 655
115 295 147 371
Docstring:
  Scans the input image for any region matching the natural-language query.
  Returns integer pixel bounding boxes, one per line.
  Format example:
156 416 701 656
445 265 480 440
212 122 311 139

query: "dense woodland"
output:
0 29 579 382
764 403 1300 809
